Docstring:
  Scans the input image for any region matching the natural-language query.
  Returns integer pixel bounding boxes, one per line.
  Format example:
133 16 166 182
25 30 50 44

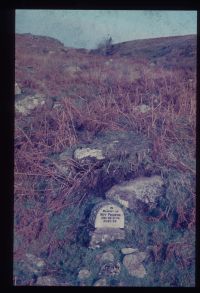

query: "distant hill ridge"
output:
92 34 196 70
16 32 196 73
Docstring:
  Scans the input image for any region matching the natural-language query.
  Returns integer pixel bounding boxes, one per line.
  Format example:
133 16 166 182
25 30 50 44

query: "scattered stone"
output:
90 201 124 229
88 201 125 248
89 228 125 249
35 276 58 286
15 94 46 115
97 251 115 264
15 82 21 95
94 278 107 287
65 65 81 76
121 247 139 255
24 253 45 273
78 269 91 280
106 175 164 209
74 148 105 160
123 251 147 278
135 104 151 114
99 262 121 277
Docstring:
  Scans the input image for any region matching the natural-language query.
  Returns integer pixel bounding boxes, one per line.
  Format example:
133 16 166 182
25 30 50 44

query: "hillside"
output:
14 33 196 287
92 34 196 70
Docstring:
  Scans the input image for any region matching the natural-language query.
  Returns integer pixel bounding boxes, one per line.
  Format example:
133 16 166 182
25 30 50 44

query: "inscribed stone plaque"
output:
94 203 124 228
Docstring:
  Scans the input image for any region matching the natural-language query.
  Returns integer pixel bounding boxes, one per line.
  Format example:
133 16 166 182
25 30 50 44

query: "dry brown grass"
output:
14 37 196 263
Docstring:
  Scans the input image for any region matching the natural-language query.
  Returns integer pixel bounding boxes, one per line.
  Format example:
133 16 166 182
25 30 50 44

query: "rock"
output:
136 104 151 114
123 252 147 278
99 262 121 277
64 65 81 76
106 175 164 209
97 251 115 264
78 269 91 280
89 201 124 229
100 251 115 262
89 228 125 249
121 247 139 255
15 94 46 115
74 148 105 160
15 82 21 95
130 264 147 278
25 254 45 273
35 276 57 286
94 278 107 287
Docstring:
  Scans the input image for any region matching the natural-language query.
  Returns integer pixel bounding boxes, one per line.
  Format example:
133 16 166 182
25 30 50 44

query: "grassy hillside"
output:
92 34 196 70
14 33 196 286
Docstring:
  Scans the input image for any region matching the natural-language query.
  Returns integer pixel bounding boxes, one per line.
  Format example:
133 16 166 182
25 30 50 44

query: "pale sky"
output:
16 10 197 49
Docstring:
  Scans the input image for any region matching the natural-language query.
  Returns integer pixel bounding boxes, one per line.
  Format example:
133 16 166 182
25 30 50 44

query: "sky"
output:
16 10 197 49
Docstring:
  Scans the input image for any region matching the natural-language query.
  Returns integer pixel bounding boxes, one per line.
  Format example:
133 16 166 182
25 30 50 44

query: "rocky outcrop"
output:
106 175 165 209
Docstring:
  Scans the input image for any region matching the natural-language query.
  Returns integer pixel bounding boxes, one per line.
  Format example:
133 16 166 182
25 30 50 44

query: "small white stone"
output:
121 248 139 255
134 104 151 114
74 148 105 160
15 83 21 95
78 269 91 280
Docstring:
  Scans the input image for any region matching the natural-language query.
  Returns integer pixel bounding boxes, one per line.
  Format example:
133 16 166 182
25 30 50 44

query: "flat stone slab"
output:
74 148 105 160
89 201 124 229
89 228 125 249
106 175 164 208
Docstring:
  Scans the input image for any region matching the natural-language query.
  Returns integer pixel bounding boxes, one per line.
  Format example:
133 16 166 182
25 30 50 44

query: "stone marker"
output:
89 201 125 248
91 202 124 229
